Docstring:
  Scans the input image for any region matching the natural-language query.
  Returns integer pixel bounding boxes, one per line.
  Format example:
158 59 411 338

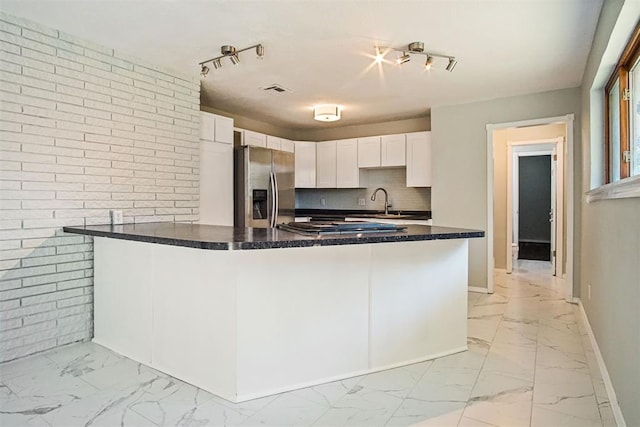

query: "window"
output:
605 20 640 183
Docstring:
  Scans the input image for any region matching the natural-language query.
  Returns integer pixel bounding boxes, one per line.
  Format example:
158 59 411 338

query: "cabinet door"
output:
266 135 282 151
199 140 233 226
357 136 381 168
294 141 316 188
337 139 359 188
381 134 406 166
214 115 234 144
406 132 432 187
280 139 295 153
200 111 215 141
244 130 267 147
316 141 337 188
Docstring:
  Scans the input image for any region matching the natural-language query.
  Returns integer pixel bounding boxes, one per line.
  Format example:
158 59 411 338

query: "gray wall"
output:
579 0 639 425
431 87 581 287
518 155 551 243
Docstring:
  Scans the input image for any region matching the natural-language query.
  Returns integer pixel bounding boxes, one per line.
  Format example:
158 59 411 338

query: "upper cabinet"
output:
280 139 295 153
200 111 233 144
358 134 406 168
242 130 267 147
295 141 316 188
266 135 282 150
316 141 337 188
336 139 361 188
380 134 406 167
357 136 381 168
406 131 432 187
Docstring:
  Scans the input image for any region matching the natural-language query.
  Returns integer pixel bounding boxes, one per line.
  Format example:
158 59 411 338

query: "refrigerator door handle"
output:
273 169 279 226
269 170 277 227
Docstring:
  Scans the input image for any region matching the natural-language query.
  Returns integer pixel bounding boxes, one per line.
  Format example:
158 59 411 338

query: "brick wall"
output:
0 13 200 362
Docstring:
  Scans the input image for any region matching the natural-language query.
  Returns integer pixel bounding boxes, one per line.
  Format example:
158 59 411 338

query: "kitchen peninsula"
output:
64 222 483 403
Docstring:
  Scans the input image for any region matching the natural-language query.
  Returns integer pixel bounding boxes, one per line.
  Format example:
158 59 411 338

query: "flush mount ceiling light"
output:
376 42 457 72
314 105 341 122
198 43 264 77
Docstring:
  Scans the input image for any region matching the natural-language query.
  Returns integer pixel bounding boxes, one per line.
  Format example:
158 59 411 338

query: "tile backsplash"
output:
295 168 431 211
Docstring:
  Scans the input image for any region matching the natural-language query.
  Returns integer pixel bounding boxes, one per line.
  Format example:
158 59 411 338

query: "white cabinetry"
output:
406 132 432 187
336 139 361 188
199 112 234 226
294 141 316 188
243 130 267 147
381 134 406 167
358 136 381 168
358 135 406 168
316 141 337 188
280 139 295 153
266 135 281 150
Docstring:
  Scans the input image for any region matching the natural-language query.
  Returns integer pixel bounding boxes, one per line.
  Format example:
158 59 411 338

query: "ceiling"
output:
1 0 603 130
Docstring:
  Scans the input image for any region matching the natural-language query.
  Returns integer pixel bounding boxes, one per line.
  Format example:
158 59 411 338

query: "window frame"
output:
604 20 640 183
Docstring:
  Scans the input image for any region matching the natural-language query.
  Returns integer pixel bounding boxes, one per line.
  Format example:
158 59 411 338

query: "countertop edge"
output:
63 224 484 251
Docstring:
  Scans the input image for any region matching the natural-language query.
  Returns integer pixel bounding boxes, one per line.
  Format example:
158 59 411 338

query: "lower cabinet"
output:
199 140 233 226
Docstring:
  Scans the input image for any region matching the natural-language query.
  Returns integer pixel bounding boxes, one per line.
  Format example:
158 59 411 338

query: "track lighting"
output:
198 43 264 76
200 64 209 78
375 42 457 72
397 52 411 65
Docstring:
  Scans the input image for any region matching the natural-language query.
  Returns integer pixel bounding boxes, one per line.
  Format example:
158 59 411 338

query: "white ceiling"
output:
1 0 603 130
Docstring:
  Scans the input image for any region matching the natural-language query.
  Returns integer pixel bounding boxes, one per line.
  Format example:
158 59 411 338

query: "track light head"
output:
212 58 222 69
200 64 209 78
230 54 240 65
374 46 384 64
425 55 433 70
256 44 264 58
446 58 457 72
397 52 411 65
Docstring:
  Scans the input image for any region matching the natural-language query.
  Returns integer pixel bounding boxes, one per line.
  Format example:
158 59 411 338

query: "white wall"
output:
579 0 640 425
0 13 200 362
431 88 581 288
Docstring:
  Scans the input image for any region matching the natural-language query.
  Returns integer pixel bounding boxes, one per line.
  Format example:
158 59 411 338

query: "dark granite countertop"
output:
295 209 431 220
63 222 483 251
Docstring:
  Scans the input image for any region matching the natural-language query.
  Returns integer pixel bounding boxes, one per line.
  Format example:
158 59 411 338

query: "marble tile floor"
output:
0 260 615 427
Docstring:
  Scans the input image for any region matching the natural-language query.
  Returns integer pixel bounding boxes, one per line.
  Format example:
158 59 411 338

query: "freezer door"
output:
272 150 295 225
236 146 272 228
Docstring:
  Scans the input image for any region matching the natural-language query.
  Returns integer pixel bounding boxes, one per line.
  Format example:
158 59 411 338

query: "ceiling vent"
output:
262 84 290 94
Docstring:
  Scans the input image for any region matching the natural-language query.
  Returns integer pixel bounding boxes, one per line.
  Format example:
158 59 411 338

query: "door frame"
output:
486 114 574 302
506 139 564 276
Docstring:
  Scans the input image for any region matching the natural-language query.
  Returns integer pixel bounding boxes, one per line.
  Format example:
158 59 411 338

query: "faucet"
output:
371 187 392 215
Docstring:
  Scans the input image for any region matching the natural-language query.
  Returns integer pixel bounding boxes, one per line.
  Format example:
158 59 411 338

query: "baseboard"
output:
576 298 627 427
468 286 490 294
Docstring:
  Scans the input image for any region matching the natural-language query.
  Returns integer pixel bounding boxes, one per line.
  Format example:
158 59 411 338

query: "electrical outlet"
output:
588 284 591 300
358 198 366 206
320 198 326 206
110 210 124 225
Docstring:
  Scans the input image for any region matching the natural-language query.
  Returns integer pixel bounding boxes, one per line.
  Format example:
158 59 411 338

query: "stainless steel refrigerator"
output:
234 145 295 228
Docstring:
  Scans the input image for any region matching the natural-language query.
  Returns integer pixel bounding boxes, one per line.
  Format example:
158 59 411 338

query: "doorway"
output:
506 138 564 276
485 115 575 302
